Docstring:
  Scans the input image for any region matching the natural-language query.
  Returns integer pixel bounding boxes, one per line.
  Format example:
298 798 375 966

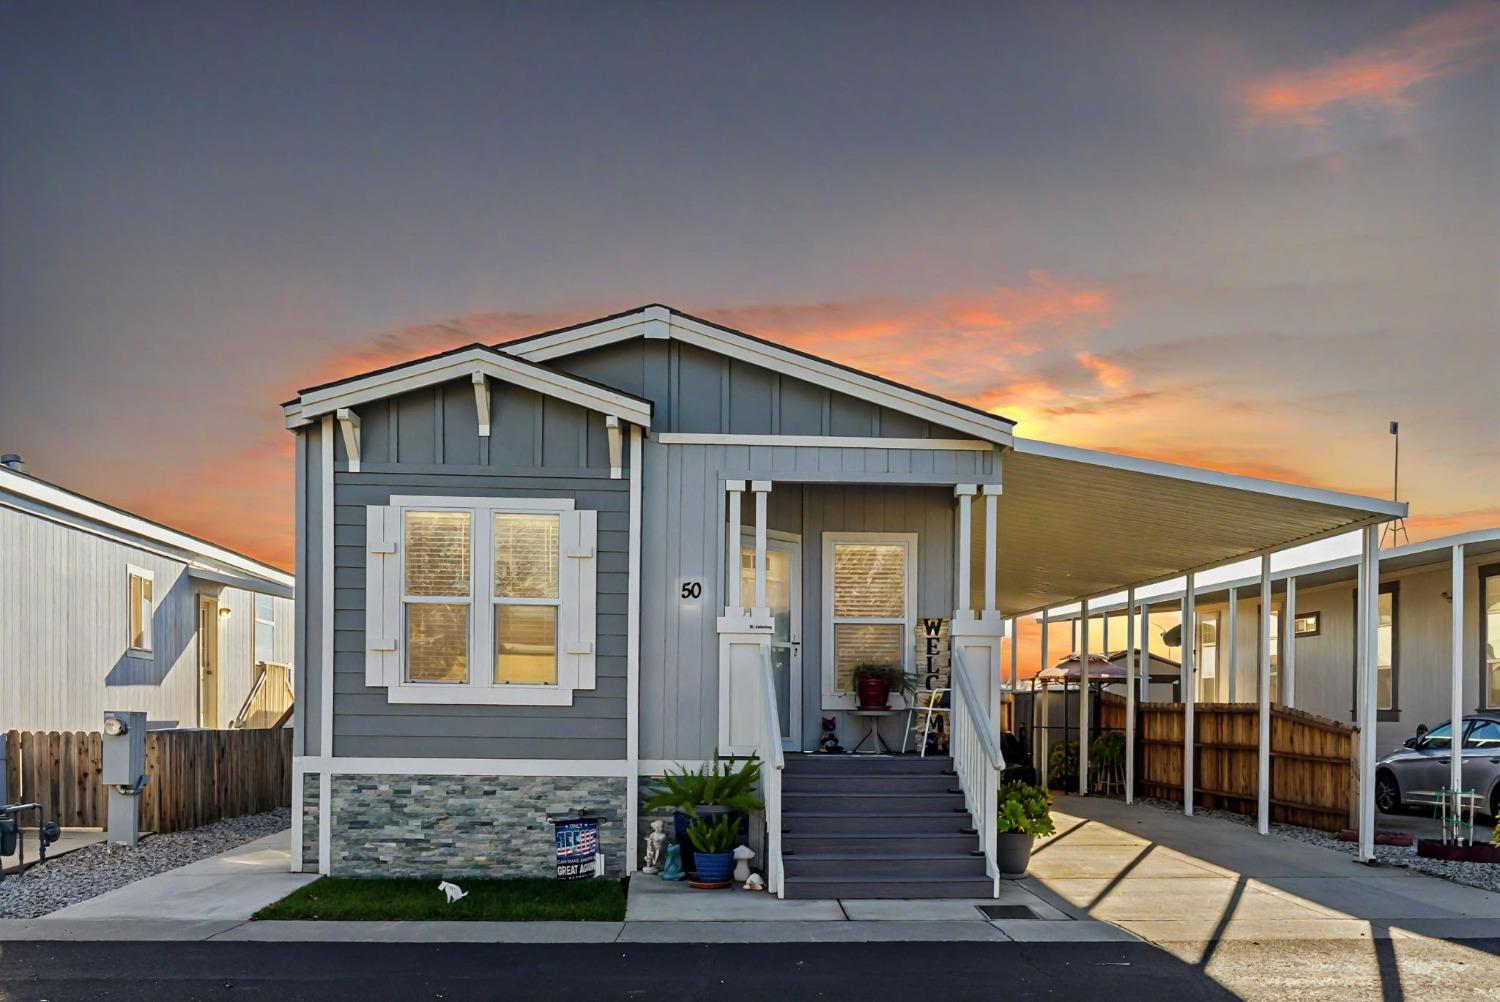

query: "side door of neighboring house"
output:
197 595 220 728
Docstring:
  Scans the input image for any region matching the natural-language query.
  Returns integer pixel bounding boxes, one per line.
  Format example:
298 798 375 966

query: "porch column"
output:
982 485 1001 621
1009 618 1019 690
1139 604 1151 703
724 480 745 617
1125 587 1136 805
1079 599 1090 796
1038 608 1051 785
1182 573 1195 817
1450 544 1465 800
1284 577 1297 708
950 484 1002 745
1257 555 1272 835
1356 526 1381 861
1226 588 1238 702
716 479 772 758
954 485 976 621
751 481 771 618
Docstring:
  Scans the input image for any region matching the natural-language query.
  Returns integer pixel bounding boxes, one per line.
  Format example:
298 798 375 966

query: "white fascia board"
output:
657 433 991 450
1012 437 1409 518
0 471 293 587
187 566 295 599
506 311 1015 447
293 756 630 777
290 347 652 429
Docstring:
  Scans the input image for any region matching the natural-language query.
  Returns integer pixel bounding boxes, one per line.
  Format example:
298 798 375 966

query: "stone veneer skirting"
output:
301 777 320 867
328 774 627 877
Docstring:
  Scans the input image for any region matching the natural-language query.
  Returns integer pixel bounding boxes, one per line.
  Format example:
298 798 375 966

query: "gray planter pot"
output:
995 832 1035 877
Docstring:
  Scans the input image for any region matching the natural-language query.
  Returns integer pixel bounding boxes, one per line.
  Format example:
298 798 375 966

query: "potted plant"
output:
640 757 763 871
852 663 917 710
1048 740 1078 790
684 811 742 886
996 781 1055 876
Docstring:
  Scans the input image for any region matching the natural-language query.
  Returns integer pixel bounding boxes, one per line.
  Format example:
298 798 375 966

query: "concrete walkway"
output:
1032 796 1500 945
2 828 107 874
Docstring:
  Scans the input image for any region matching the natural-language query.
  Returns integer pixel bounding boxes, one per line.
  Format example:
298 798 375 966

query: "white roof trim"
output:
0 469 293 586
503 308 1016 447
285 345 653 430
1012 437 1409 518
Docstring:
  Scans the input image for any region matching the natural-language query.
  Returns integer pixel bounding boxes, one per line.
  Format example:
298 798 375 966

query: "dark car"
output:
1374 714 1500 819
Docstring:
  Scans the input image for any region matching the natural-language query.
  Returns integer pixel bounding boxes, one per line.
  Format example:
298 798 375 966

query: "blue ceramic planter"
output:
694 850 733 884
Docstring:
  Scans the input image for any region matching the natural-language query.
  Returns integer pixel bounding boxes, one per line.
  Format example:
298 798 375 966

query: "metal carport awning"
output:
988 438 1407 615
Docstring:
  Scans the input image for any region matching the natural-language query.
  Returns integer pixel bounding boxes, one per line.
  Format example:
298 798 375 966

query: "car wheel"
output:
1375 770 1401 814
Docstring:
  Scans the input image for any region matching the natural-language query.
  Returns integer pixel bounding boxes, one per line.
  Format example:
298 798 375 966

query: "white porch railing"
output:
758 645 786 898
951 648 1005 896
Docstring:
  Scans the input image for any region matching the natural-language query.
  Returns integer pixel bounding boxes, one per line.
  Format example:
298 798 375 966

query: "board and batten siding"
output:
639 439 985 761
311 376 631 761
0 501 292 732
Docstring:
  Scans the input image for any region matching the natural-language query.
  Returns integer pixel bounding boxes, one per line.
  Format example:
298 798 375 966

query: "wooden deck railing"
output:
231 662 294 730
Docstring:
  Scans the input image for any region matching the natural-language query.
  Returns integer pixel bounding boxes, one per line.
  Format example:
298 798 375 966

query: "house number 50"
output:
680 581 703 600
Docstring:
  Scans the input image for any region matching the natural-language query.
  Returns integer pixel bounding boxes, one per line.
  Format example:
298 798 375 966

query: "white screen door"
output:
741 533 801 750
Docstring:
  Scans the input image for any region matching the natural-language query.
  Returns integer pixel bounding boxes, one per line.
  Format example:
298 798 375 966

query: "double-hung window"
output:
127 566 153 657
822 532 917 708
367 496 595 705
254 594 276 666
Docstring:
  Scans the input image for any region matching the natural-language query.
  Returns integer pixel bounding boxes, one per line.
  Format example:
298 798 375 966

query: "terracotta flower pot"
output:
856 676 891 710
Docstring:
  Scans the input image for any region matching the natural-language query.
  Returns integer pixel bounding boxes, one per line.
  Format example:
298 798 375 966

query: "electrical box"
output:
102 711 147 786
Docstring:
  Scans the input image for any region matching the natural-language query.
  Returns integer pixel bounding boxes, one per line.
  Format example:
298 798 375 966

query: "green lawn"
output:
253 876 627 922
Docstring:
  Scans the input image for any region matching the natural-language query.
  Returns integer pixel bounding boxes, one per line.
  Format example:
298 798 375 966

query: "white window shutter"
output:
365 504 400 687
559 508 598 691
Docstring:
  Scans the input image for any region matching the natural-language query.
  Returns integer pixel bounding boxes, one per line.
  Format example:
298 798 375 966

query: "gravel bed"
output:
1136 797 1500 894
0 808 290 920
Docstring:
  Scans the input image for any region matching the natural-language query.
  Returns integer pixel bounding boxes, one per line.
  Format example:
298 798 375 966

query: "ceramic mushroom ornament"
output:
732 844 756 884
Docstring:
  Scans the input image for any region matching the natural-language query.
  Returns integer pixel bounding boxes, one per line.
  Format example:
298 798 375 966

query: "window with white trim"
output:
127 566 153 656
821 532 917 709
254 594 276 665
366 496 596 705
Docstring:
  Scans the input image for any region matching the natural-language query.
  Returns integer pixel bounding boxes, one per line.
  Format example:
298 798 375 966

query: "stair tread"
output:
790 874 992 884
784 810 967 818
784 832 975 839
785 852 982 862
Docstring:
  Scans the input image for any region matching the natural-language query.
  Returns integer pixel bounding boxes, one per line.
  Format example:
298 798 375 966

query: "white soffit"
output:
501 306 1016 447
989 439 1408 615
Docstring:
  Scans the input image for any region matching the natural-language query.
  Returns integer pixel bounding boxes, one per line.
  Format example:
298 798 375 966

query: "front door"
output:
741 533 801 750
197 595 220 728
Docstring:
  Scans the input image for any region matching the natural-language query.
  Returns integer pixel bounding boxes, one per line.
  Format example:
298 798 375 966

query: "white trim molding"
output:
657 433 992 451
294 756 631 777
472 372 491 437
336 408 362 473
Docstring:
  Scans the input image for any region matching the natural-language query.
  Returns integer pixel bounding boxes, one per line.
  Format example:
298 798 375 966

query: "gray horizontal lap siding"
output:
321 376 630 762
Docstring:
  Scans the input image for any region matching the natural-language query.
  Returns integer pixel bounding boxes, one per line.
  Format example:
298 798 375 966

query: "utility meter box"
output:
102 711 147 786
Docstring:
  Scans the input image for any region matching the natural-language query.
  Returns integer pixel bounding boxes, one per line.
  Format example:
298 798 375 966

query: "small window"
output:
254 594 275 665
1196 614 1218 680
128 567 153 654
1293 612 1320 637
1463 719 1500 749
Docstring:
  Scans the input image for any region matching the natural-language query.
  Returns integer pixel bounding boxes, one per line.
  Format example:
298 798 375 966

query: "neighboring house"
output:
283 304 1403 895
0 459 295 732
1045 528 1500 757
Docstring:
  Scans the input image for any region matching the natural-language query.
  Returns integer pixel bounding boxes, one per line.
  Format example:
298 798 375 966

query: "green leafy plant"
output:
1090 732 1125 767
1491 825 1500 848
684 811 743 854
852 663 919 699
640 757 764 814
997 781 1056 837
1049 740 1078 780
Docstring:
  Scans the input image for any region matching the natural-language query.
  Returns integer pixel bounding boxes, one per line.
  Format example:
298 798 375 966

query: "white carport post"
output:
1284 577 1297 708
1125 587 1137 805
1182 573 1195 816
1450 545 1465 800
1257 555 1271 835
1357 526 1381 862
1226 588 1238 702
1038 608 1050 786
1139 604 1151 704
1079 600 1090 796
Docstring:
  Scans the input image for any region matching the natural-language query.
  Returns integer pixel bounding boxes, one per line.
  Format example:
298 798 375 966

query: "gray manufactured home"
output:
284 305 1408 896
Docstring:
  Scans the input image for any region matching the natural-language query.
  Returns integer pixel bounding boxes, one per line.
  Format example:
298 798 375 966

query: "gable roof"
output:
0 465 293 588
283 342 654 430
500 304 1017 446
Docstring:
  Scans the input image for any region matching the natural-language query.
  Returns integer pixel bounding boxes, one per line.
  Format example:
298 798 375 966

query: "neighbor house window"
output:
1350 582 1399 719
1257 603 1282 703
127 567 153 655
254 594 275 665
1293 612 1320 637
366 496 596 706
1482 565 1500 710
822 532 916 707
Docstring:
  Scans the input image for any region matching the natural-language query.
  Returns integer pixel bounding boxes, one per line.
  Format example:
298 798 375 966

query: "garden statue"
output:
732 844 755 883
658 842 686 881
642 819 668 874
817 715 844 753
743 873 765 891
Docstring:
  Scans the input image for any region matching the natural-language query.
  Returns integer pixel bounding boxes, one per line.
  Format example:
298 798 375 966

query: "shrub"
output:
1090 731 1125 766
997 781 1056 838
640 757 764 814
685 811 742 854
1049 740 1078 779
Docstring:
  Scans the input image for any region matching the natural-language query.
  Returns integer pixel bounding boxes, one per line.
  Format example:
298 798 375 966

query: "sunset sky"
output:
2 1 1496 580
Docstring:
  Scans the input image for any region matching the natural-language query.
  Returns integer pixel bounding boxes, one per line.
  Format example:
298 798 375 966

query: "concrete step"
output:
784 792 966 813
782 811 974 835
784 755 953 776
783 773 959 794
783 832 981 856
785 875 995 900
783 853 987 878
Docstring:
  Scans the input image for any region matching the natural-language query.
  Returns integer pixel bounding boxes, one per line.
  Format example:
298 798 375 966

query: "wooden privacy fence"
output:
1137 702 1355 832
3 728 292 833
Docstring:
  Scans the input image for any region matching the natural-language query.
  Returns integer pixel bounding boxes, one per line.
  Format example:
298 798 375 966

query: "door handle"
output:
1439 758 1450 765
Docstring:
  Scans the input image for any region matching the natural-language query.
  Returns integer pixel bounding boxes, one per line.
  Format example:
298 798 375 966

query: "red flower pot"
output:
856 676 891 710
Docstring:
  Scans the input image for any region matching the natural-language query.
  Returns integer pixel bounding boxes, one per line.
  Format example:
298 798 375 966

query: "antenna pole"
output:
1381 420 1410 549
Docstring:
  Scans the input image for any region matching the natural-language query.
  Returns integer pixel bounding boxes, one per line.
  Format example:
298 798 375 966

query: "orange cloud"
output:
1073 351 1131 391
1243 2 1499 127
